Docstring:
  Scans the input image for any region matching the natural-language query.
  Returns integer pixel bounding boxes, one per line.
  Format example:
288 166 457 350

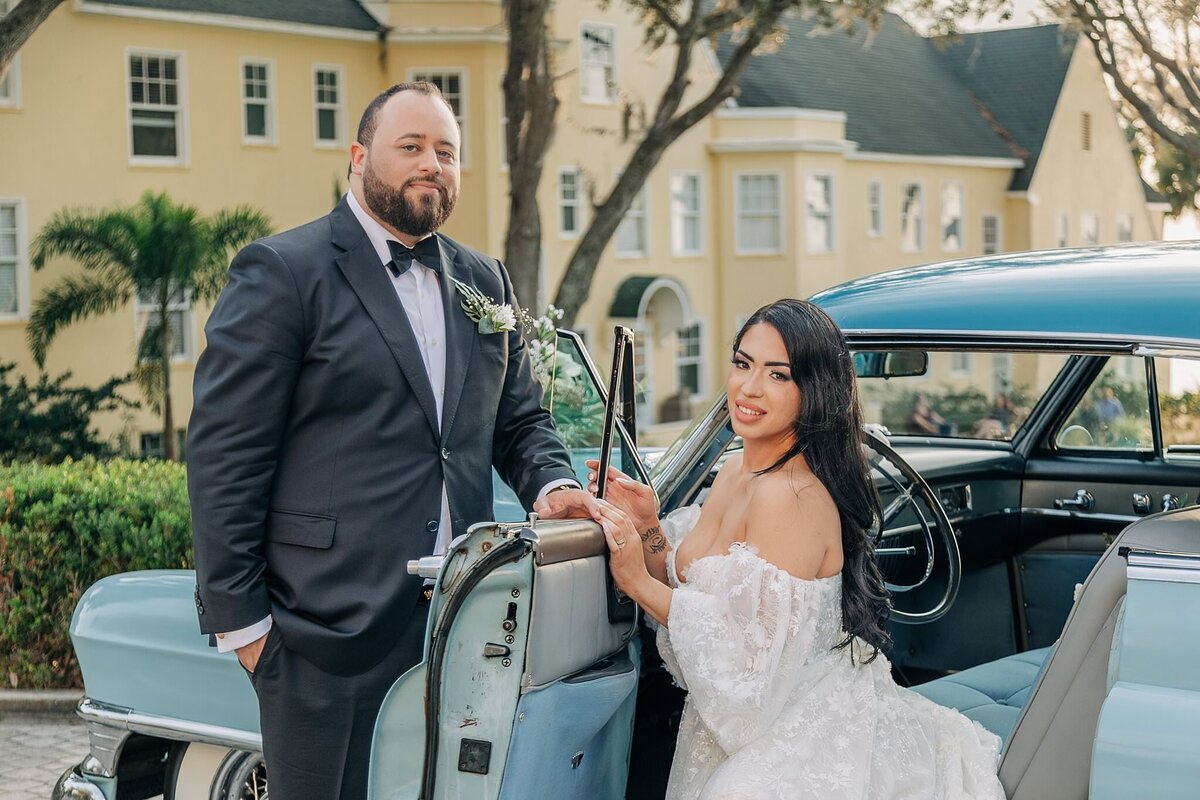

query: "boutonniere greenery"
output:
448 275 532 334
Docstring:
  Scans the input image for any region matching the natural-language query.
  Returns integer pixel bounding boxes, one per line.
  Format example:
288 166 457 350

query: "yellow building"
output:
0 1 1165 451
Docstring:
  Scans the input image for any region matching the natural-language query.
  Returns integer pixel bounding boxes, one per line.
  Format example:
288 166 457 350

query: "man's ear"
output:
349 141 367 177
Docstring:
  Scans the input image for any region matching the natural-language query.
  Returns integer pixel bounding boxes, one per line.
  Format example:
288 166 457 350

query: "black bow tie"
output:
386 237 442 277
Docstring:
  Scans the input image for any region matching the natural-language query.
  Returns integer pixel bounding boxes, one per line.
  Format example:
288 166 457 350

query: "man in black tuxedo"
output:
188 82 596 799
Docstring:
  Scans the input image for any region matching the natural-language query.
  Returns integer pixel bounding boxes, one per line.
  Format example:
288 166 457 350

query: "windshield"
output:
856 350 1070 441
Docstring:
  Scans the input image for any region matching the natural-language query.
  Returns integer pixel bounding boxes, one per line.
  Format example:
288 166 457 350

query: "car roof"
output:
810 242 1200 348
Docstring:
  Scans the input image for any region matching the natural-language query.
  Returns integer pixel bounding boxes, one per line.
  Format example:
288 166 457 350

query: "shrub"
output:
0 458 192 689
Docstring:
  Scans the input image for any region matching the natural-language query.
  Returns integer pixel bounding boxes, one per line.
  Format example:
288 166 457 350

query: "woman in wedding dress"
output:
590 299 1006 799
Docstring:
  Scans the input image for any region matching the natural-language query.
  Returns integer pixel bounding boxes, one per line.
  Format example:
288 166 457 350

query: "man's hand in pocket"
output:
237 632 269 674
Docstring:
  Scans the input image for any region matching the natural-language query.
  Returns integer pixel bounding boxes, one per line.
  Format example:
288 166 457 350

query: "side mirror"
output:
854 350 928 379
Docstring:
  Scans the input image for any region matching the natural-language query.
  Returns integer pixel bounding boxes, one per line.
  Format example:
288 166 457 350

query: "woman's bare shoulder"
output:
743 470 839 579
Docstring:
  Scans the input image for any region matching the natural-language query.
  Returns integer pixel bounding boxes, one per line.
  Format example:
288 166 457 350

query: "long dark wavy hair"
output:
733 299 892 661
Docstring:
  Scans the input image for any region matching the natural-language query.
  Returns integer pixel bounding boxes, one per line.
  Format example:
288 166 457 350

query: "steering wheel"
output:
861 428 961 624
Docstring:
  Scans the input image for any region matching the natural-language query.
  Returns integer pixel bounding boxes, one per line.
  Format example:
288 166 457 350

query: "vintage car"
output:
54 242 1200 800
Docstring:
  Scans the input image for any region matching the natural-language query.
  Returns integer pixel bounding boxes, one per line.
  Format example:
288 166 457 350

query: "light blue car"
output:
55 243 1200 800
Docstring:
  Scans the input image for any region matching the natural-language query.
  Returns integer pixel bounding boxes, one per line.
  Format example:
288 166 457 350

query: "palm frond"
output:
26 273 129 366
31 208 139 277
131 361 164 415
192 207 273 301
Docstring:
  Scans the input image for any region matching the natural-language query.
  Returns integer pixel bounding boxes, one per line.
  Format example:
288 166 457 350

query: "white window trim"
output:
312 63 345 149
804 170 836 255
615 175 649 259
579 21 617 105
407 67 470 170
734 170 784 256
1057 211 1069 248
239 57 276 146
558 167 583 240
0 197 30 321
676 318 706 397
0 53 21 109
1081 211 1099 245
632 323 654 427
867 178 883 238
941 180 965 253
900 181 924 253
670 170 705 257
134 286 194 363
950 352 973 378
126 47 188 167
981 213 1002 255
1116 212 1134 243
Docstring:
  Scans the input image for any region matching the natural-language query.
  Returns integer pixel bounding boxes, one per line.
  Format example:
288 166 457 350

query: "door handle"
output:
1132 492 1152 515
1054 489 1095 512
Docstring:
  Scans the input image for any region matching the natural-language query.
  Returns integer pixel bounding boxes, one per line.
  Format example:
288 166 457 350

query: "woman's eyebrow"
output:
735 349 789 368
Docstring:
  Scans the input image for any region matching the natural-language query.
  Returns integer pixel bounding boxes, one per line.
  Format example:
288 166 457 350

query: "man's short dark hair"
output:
355 81 454 147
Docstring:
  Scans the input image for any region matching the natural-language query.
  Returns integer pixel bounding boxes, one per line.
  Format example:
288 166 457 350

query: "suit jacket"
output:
187 198 576 676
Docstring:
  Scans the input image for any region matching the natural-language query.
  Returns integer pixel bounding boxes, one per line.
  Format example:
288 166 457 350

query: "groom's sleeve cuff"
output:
536 478 580 501
215 615 273 653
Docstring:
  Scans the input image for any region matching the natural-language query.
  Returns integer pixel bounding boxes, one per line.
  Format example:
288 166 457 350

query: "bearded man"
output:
187 82 595 799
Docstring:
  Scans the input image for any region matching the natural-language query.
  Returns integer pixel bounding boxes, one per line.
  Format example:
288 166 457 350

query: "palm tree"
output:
28 191 272 461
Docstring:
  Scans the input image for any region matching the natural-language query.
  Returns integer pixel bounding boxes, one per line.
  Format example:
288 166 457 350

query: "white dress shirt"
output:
216 191 574 652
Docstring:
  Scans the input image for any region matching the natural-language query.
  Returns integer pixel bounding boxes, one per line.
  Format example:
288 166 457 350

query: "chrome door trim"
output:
77 698 262 753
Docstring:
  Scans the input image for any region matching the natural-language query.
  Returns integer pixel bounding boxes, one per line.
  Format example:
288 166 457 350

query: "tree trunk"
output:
502 0 559 312
0 0 64 79
159 292 176 461
551 0 791 328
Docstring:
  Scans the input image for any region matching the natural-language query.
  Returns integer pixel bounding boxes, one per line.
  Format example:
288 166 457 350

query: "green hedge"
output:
0 458 192 689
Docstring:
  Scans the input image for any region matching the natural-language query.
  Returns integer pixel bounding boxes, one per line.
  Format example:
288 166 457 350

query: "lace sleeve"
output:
666 545 814 755
650 505 701 689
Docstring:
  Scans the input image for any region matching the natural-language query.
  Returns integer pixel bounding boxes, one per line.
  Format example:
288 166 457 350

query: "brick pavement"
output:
0 714 90 800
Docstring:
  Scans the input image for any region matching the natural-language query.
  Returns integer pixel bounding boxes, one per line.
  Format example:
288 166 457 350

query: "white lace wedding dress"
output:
655 506 1006 800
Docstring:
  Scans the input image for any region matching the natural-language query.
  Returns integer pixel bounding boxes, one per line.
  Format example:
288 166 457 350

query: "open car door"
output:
367 329 653 800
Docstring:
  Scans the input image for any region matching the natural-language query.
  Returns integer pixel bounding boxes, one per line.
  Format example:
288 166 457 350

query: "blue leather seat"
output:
911 646 1053 746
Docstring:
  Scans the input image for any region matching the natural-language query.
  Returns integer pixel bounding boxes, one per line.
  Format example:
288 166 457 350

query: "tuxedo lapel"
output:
331 205 441 438
437 236 475 444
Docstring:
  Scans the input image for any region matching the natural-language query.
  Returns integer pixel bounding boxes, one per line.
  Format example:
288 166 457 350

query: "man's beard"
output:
361 159 456 237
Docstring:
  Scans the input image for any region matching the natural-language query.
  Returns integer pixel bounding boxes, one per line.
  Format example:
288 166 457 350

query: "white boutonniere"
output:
448 275 531 334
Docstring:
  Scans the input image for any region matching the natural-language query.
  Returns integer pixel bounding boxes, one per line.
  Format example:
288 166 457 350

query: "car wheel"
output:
165 742 268 800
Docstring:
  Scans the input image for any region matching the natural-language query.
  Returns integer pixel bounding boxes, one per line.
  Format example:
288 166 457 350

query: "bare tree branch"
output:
0 0 63 79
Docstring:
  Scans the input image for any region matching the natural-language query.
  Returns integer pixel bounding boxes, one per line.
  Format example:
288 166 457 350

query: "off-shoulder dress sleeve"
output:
650 505 701 689
665 545 821 755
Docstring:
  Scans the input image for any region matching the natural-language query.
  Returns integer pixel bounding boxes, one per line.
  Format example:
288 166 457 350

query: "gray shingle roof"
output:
936 25 1076 190
717 13 1017 161
88 0 379 31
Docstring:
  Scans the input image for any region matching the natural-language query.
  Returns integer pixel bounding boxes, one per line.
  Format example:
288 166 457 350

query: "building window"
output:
580 22 616 103
1081 112 1092 151
805 173 834 254
313 66 343 146
136 283 192 361
140 430 185 460
1081 212 1099 245
616 180 648 257
241 59 273 144
128 51 184 162
0 0 19 108
950 352 972 377
901 183 923 252
0 200 25 318
410 70 467 166
671 172 703 256
736 173 781 254
677 321 703 396
1116 213 1133 242
982 214 1001 255
941 182 964 251
867 180 882 237
1057 212 1069 247
558 168 581 237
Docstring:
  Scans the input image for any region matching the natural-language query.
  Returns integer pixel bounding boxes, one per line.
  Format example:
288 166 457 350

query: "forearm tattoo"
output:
640 525 667 554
